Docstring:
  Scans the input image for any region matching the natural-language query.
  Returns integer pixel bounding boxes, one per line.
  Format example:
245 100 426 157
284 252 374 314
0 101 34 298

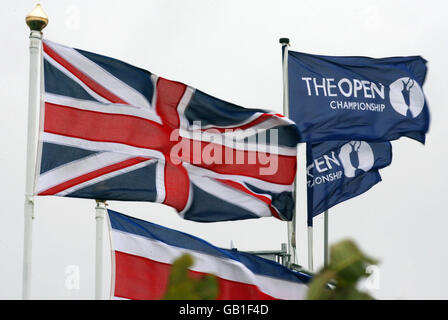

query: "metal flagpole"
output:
23 4 48 300
324 209 329 267
279 37 297 265
307 226 314 271
95 200 107 300
306 143 314 271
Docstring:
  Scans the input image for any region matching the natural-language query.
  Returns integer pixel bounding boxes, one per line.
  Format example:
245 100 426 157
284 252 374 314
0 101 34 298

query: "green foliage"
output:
162 253 219 300
307 239 378 300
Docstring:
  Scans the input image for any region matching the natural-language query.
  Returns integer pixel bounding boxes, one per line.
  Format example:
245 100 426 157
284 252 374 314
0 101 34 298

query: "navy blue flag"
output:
307 140 392 226
288 51 430 144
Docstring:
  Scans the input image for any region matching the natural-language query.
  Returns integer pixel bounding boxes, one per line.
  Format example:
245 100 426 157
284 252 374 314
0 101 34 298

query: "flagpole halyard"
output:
279 37 297 266
23 4 48 300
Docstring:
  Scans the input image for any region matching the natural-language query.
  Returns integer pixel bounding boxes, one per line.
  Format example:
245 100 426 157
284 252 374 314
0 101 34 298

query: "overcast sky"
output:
1 0 447 299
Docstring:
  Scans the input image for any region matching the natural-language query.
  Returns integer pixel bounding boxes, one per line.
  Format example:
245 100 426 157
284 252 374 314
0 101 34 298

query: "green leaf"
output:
162 254 219 300
307 239 378 300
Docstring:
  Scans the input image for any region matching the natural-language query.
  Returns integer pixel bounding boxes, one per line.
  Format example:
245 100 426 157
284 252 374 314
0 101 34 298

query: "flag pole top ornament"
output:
279 38 290 45
26 4 48 31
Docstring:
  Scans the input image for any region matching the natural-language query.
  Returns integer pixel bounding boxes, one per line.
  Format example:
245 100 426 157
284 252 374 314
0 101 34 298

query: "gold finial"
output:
26 4 48 31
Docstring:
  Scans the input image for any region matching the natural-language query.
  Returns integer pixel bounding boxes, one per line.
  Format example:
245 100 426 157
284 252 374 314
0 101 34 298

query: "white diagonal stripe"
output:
44 52 110 104
42 132 165 160
38 152 135 193
44 40 155 112
56 158 157 196
188 173 271 218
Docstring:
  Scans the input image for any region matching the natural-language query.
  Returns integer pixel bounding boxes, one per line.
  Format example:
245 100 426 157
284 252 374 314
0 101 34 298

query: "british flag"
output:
36 40 299 222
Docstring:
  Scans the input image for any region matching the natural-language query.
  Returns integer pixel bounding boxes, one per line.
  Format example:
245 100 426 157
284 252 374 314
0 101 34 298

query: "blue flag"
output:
307 140 392 226
288 51 430 144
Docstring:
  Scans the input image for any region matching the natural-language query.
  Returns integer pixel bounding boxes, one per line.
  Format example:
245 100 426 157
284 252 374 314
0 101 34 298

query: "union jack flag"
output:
36 40 299 222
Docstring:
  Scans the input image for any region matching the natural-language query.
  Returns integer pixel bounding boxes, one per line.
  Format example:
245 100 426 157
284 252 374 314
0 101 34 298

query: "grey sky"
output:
1 0 447 299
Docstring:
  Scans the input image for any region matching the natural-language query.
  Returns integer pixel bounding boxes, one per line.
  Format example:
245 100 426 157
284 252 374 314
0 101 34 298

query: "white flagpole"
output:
279 38 297 265
307 226 314 271
324 209 329 267
95 200 107 300
307 143 314 271
23 4 48 300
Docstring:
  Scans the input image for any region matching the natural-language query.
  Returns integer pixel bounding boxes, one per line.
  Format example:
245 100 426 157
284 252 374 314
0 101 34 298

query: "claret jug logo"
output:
389 77 425 118
338 141 374 178
307 141 375 188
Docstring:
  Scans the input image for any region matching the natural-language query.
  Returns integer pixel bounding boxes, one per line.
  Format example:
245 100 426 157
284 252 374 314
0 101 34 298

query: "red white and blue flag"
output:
108 209 310 300
37 40 299 222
